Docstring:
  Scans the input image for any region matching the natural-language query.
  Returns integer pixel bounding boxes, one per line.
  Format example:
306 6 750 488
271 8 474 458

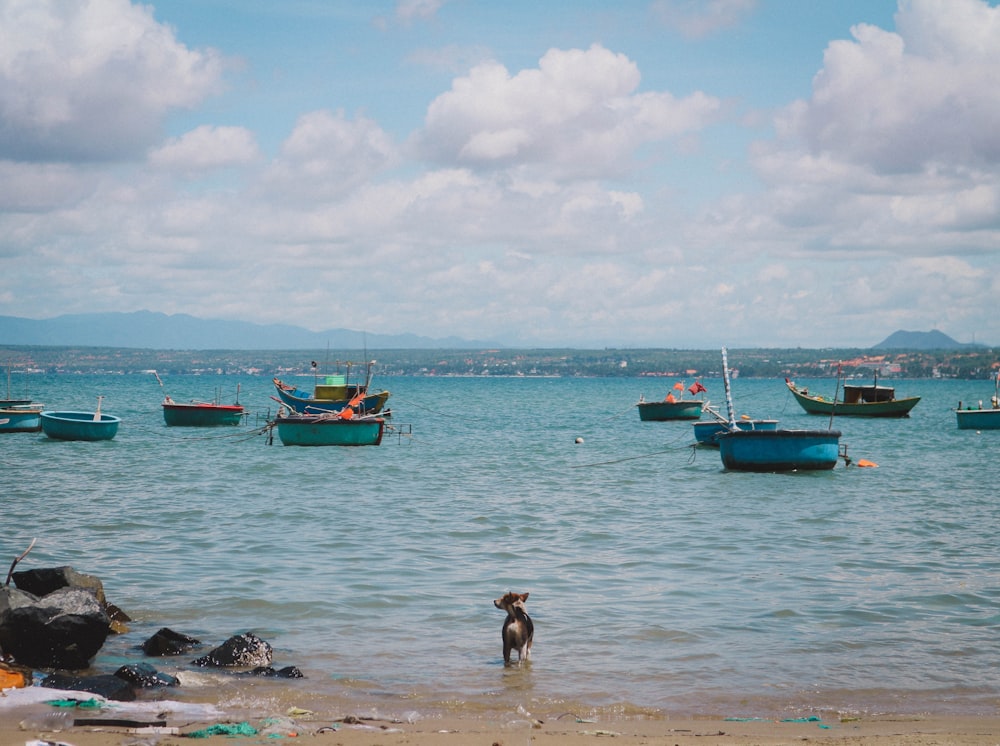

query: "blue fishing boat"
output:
273 360 389 415
716 348 841 471
0 365 41 431
637 380 707 421
955 372 1000 430
716 428 841 471
272 412 385 446
693 415 778 447
41 397 120 441
0 405 43 433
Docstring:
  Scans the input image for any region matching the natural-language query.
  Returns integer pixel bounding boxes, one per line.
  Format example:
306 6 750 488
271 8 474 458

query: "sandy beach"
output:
6 711 1000 745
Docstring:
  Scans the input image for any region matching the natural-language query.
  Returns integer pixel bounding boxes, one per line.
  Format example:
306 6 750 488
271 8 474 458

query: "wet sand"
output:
7 712 1000 745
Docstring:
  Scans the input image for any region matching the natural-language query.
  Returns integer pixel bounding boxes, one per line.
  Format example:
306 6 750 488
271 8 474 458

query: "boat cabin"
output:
842 384 895 404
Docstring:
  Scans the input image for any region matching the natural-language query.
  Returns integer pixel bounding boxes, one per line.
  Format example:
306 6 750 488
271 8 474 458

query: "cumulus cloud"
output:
395 0 446 22
652 0 758 38
741 0 1000 258
149 126 260 173
0 0 224 163
777 0 1000 173
259 110 397 203
415 44 722 178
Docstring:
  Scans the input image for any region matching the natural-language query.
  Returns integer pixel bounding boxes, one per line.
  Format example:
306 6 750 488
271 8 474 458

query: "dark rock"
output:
142 627 201 656
192 632 272 668
114 662 179 687
0 587 110 669
12 566 107 604
10 566 131 633
41 672 136 701
250 665 304 678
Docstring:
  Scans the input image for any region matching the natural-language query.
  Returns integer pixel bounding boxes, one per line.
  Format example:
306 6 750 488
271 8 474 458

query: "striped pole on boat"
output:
721 347 737 429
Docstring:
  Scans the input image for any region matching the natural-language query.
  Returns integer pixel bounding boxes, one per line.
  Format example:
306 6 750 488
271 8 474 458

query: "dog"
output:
493 591 533 665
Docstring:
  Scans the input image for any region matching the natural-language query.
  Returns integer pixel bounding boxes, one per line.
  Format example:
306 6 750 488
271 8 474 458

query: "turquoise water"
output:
4 373 999 720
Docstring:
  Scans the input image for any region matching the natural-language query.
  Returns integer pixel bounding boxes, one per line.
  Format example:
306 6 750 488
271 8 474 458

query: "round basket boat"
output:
40 411 121 441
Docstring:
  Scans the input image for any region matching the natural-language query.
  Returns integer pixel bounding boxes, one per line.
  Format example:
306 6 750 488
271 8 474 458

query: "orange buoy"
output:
857 459 878 468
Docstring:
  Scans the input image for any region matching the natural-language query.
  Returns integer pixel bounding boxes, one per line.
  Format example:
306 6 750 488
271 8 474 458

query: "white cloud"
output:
395 0 446 22
260 110 397 203
0 0 224 162
779 0 1000 173
415 44 722 178
149 126 260 173
652 0 758 39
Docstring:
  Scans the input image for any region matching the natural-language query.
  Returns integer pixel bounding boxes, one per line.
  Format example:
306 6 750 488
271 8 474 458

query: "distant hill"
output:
0 311 496 350
873 329 983 350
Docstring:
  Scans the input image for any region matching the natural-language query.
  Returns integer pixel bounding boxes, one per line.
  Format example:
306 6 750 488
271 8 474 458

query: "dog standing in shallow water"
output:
494 591 533 665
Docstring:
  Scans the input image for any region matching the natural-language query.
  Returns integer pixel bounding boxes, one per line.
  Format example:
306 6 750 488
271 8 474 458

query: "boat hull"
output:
274 416 385 446
273 379 389 415
786 381 919 417
41 411 120 441
0 407 42 433
637 400 704 421
693 419 778 446
163 403 244 427
717 429 841 471
955 407 1000 430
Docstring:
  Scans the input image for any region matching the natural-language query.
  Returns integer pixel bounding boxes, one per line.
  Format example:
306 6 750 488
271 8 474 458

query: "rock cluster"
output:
0 564 302 701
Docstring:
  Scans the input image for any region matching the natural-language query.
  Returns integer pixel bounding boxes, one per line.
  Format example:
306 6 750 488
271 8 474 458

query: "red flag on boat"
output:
688 381 707 395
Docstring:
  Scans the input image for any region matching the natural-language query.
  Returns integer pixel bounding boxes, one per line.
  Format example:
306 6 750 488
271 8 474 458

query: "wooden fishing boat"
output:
955 373 1000 430
785 377 919 417
272 411 385 446
153 372 245 426
718 349 841 471
273 360 389 415
637 380 707 421
162 399 245 427
0 405 43 433
41 408 120 441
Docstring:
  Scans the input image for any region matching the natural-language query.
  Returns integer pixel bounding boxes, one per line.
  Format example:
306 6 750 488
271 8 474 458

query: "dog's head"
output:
494 591 529 612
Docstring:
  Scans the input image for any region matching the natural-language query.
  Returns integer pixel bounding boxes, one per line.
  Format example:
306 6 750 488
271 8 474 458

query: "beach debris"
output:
184 721 258 738
19 710 72 731
0 586 110 669
0 661 30 688
4 538 36 586
142 627 201 656
192 632 273 668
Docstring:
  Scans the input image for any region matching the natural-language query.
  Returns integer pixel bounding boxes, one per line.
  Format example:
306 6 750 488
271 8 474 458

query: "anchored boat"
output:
717 350 841 471
273 360 389 415
637 380 707 421
0 365 42 433
955 372 1000 430
271 411 385 446
785 375 920 417
41 398 120 441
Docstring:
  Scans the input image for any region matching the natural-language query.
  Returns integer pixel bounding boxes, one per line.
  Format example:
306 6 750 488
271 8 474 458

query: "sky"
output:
1 0 999 349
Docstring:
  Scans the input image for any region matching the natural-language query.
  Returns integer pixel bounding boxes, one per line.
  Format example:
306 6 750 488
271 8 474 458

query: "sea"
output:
4 372 999 723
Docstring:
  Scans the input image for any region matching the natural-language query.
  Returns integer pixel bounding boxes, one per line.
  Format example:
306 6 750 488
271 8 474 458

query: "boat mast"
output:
829 363 842 431
721 347 737 429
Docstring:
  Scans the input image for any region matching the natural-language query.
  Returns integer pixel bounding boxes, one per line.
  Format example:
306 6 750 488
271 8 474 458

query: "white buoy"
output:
575 437 584 444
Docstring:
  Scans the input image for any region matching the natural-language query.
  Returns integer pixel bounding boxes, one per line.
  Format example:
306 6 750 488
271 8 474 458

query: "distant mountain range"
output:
872 329 984 350
0 312 497 350
0 312 986 351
